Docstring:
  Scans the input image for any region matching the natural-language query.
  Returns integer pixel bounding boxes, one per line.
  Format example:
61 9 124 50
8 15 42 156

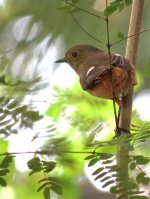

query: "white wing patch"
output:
115 54 121 56
86 66 95 77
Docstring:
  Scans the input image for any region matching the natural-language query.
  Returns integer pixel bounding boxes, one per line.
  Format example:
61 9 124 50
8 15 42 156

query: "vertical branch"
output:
119 0 144 131
105 0 119 131
116 1 144 198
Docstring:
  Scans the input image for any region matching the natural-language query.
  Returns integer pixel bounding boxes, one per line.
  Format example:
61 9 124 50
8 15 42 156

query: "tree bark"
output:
116 0 144 198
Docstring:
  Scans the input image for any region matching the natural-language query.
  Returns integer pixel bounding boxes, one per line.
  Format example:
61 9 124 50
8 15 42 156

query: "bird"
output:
55 45 137 105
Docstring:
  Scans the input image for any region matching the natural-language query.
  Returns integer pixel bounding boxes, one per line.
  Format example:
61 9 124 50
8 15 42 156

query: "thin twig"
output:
71 14 104 45
62 0 105 21
0 150 96 156
1 150 150 159
111 27 150 46
105 0 119 133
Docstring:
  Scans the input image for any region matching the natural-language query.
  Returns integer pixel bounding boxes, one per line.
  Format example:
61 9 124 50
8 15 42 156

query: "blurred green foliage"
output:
0 0 150 199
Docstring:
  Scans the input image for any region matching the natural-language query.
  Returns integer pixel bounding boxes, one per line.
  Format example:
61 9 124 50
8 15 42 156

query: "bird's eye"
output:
71 51 78 58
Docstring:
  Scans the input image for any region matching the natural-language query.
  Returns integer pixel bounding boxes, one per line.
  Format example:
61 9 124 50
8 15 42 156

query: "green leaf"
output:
130 162 136 170
102 180 114 188
0 169 9 176
84 155 95 160
145 58 150 77
110 185 122 194
129 196 148 199
101 159 113 164
43 187 50 199
51 184 63 195
0 177 7 186
133 155 150 165
0 155 14 168
117 32 125 39
94 172 107 181
106 164 118 172
57 5 79 13
37 183 49 192
24 111 43 122
99 153 113 160
92 167 104 175
136 172 150 185
42 161 57 173
27 157 41 168
100 176 111 183
39 177 59 184
127 190 144 195
88 158 98 167
122 181 138 189
104 0 131 16
27 157 42 175
104 4 117 16
136 172 144 183
142 177 150 185
118 3 124 12
7 100 18 109
29 168 42 176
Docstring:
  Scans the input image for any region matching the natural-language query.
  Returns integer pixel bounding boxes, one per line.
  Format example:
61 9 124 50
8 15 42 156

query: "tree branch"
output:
116 0 144 198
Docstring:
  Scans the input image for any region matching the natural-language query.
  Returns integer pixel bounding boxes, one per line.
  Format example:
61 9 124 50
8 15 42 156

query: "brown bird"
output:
55 45 137 105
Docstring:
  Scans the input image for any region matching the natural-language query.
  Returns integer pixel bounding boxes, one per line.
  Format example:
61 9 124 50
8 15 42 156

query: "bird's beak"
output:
55 58 66 63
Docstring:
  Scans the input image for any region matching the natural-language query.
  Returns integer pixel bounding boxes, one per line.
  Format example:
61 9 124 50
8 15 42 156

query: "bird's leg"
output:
114 96 131 136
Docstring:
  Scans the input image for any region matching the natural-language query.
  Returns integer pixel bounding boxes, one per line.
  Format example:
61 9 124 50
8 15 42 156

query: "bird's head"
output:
55 45 101 74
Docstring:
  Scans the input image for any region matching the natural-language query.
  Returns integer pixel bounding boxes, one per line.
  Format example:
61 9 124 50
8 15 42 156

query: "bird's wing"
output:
80 54 132 90
80 65 110 90
111 54 131 71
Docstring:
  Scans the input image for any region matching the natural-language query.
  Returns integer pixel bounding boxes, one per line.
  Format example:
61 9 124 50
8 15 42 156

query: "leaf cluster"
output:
58 0 80 13
27 157 62 199
83 121 150 198
104 0 132 16
0 96 42 136
84 138 150 199
0 155 14 187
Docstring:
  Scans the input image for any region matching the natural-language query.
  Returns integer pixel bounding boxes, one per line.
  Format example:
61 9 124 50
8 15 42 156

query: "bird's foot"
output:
114 127 131 137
